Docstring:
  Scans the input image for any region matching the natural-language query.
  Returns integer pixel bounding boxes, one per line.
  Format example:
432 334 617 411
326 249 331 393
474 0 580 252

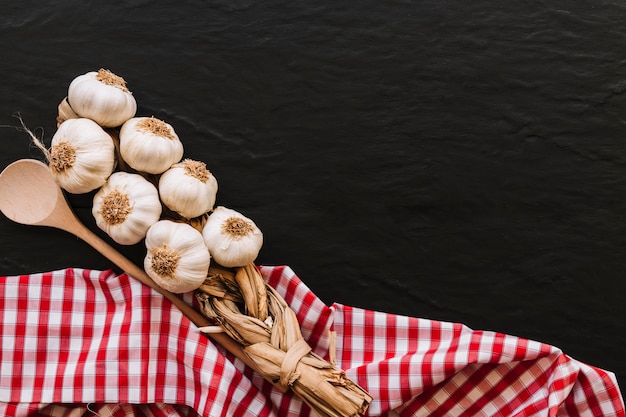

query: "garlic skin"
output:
119 116 184 174
202 206 263 268
92 172 162 245
49 118 116 194
159 159 219 219
144 220 211 293
68 69 137 128
57 97 80 126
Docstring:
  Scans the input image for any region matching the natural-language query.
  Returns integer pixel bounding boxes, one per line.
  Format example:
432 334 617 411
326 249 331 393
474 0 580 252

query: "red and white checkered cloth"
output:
0 265 624 416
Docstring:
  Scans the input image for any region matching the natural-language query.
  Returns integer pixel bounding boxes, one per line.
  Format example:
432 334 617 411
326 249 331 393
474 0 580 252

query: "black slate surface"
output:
1 0 625 396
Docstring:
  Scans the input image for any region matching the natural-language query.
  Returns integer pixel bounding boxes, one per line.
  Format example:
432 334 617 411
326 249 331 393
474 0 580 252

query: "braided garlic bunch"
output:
52 68 263 293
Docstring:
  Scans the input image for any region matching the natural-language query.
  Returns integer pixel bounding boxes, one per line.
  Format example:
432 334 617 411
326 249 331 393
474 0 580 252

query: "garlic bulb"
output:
119 116 184 174
49 118 116 194
68 68 137 127
144 220 211 293
92 172 162 245
202 206 263 268
159 159 218 219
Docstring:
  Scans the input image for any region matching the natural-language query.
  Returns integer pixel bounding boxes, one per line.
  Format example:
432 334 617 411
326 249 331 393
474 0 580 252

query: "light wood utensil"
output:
0 158 260 376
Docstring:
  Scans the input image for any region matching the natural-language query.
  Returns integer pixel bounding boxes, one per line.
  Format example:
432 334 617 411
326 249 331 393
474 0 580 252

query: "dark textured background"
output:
1 0 625 396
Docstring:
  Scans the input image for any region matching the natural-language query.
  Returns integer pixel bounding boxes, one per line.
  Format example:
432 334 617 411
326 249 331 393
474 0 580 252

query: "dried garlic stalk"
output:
196 265 372 417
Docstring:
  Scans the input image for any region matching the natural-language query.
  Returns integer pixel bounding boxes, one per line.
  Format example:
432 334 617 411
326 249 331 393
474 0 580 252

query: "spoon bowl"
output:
0 159 64 226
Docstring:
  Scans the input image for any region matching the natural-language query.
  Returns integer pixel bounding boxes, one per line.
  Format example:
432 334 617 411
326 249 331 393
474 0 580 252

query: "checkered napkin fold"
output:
0 265 624 416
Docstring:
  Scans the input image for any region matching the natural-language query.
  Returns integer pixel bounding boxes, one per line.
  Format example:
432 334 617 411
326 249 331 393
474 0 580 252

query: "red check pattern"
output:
0 265 623 417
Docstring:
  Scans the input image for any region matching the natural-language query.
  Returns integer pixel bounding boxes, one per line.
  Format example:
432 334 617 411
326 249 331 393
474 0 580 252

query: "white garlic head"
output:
119 116 184 174
68 69 137 128
159 159 218 219
92 172 162 245
144 220 211 293
49 118 116 194
202 206 263 268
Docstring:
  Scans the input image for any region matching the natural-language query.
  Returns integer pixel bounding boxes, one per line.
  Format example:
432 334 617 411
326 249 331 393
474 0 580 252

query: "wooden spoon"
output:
0 159 258 375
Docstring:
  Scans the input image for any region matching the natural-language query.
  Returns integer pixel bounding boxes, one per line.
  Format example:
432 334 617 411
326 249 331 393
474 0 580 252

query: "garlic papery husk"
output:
202 206 263 268
159 159 219 219
92 172 162 245
119 116 184 174
144 220 211 293
67 68 137 128
49 118 116 194
56 97 80 126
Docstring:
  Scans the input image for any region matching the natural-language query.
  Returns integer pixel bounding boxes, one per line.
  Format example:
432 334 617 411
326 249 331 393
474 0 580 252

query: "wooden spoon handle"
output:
69 220 256 373
73 223 207 322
